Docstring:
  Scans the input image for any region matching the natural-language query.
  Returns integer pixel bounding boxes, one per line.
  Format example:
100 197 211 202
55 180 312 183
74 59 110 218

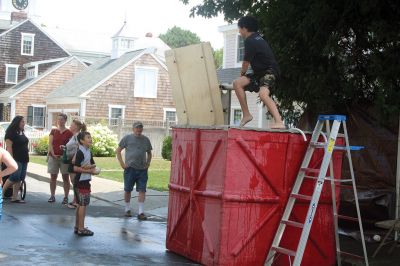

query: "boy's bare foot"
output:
240 115 253 127
271 123 286 129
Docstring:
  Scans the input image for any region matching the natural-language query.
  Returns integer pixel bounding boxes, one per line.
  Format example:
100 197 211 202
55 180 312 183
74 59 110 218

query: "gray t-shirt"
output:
119 134 152 169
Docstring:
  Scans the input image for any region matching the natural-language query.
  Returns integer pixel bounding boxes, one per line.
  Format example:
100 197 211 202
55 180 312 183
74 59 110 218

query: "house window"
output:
21 33 35 56
27 105 45 128
121 39 134 49
134 67 158 98
164 108 176 124
108 105 125 126
5 64 19 84
237 35 245 63
26 67 37 79
232 108 243 126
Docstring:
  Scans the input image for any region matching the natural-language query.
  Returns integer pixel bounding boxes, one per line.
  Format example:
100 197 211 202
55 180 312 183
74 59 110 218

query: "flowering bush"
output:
34 135 49 155
88 124 118 157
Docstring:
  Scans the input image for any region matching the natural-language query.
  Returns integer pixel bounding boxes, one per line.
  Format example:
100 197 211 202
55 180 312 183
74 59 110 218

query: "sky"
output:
27 0 227 49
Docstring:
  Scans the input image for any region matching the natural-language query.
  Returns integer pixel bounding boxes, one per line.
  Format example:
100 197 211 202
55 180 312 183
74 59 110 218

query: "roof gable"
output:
47 49 147 99
0 56 86 100
0 19 71 56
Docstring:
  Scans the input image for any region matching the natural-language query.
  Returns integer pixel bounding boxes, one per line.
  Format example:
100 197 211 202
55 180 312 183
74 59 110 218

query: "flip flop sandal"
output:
77 228 94 237
48 196 55 203
67 202 78 209
61 197 68 205
74 227 89 234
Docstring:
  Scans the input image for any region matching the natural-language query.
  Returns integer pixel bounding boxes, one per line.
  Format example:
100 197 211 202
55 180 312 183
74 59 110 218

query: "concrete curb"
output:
27 170 123 207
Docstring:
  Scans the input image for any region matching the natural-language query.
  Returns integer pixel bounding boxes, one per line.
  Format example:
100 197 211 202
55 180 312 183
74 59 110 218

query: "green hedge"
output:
162 136 172 161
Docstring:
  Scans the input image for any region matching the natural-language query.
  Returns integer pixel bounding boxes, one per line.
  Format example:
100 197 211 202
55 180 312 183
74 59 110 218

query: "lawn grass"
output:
29 155 171 191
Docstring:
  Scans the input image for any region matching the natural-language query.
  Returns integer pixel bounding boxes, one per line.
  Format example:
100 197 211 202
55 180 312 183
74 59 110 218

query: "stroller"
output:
1 167 26 200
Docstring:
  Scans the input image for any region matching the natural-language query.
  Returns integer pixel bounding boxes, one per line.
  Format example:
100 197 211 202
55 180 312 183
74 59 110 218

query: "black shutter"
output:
42 107 46 128
27 106 33 126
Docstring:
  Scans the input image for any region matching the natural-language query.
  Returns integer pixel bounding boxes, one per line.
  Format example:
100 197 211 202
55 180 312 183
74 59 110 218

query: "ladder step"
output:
337 184 354 189
310 141 326 148
304 175 353 183
318 114 346 121
338 251 365 260
300 167 320 174
281 219 304 228
336 214 359 222
333 145 365 151
310 142 364 151
291 193 312 201
271 246 296 257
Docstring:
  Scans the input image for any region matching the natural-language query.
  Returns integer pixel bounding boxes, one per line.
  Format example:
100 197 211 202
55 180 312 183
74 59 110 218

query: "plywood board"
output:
165 42 224 126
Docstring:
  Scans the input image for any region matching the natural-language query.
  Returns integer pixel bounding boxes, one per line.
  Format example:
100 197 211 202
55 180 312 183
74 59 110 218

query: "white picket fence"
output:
70 116 174 158
0 131 48 153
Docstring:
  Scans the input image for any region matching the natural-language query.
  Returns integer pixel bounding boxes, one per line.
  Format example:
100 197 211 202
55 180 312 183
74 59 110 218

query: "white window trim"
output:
5 64 19 84
134 66 158 99
108 104 125 125
31 104 46 128
235 34 244 67
21 33 35 56
163 108 177 122
230 106 243 126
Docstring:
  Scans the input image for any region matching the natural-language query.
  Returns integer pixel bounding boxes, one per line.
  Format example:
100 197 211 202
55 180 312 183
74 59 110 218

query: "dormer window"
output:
21 33 35 56
26 67 37 79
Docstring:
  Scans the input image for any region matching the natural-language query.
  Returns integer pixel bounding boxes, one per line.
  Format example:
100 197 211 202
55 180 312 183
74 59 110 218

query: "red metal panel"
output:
167 128 344 266
167 128 228 263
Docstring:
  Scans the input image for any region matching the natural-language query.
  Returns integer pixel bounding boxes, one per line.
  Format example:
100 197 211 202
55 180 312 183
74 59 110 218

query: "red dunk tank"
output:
166 127 344 266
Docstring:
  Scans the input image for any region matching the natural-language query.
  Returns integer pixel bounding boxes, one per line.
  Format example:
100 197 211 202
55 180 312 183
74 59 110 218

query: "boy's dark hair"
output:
77 131 91 144
238 16 259 32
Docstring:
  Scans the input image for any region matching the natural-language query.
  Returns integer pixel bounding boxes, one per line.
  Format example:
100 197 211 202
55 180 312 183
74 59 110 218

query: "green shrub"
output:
88 124 118 157
33 135 49 155
162 136 172 161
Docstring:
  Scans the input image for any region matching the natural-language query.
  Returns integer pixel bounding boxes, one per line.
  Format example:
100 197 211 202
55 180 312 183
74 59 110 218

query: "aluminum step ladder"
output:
265 115 369 266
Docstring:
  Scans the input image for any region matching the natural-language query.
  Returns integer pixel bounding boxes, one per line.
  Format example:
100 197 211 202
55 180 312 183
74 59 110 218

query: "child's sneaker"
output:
125 210 132 217
137 213 147 221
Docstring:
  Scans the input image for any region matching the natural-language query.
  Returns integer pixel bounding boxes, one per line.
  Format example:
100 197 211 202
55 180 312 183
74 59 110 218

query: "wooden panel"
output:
165 42 224 126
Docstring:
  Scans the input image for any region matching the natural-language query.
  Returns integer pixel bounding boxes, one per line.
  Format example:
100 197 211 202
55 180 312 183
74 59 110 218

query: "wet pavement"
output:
0 176 197 266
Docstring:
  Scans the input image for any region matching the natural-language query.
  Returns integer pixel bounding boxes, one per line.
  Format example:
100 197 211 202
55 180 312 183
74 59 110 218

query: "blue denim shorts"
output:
8 162 28 182
124 167 148 192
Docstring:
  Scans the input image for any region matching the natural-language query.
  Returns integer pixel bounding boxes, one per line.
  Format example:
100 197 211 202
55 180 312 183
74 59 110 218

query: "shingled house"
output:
0 17 70 120
0 56 87 128
45 22 175 128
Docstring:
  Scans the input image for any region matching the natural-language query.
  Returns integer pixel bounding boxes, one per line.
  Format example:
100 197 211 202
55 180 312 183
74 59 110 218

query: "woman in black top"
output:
2 116 29 203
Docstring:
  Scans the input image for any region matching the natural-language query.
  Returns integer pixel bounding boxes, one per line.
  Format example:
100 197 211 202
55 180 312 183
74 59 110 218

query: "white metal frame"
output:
266 116 369 266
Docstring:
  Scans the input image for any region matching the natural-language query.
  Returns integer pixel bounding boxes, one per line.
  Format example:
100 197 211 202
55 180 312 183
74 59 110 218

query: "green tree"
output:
213 48 223 69
159 26 201 48
181 0 400 127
